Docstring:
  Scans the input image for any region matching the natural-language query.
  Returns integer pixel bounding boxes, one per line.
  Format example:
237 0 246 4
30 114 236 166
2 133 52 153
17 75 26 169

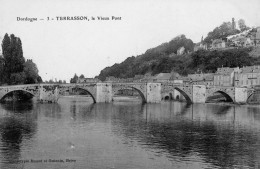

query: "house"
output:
153 72 183 83
169 72 183 84
213 67 240 86
194 42 207 51
187 73 214 86
177 46 185 55
140 73 154 82
234 65 260 87
211 39 226 49
153 73 171 82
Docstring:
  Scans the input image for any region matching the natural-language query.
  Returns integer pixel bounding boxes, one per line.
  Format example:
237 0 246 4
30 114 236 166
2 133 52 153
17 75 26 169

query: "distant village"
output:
77 65 260 90
195 24 259 52
78 18 260 89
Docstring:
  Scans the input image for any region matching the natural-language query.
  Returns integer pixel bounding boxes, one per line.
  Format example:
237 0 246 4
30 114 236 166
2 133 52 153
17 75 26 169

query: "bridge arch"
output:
206 90 234 103
174 87 192 103
0 89 35 101
246 91 260 103
113 86 146 103
66 87 97 103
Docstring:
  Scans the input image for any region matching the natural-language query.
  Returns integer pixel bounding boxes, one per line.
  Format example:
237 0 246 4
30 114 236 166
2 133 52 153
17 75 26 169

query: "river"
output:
0 96 259 169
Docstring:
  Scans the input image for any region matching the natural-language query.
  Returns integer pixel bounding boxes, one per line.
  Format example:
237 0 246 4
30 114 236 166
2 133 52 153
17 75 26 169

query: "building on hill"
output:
153 73 171 82
194 36 208 51
213 67 240 86
255 27 260 46
194 42 207 51
177 46 185 55
169 72 183 84
242 37 253 47
229 36 253 47
211 39 226 50
225 28 256 47
140 73 153 82
234 65 260 87
169 52 177 58
232 18 236 30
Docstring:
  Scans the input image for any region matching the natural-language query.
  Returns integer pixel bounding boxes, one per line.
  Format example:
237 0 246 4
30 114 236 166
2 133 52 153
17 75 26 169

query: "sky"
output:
0 0 260 82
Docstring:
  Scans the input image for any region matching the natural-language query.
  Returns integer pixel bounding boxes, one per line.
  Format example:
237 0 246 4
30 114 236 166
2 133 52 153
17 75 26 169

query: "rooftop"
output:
241 65 260 73
188 73 214 81
215 67 239 75
153 73 171 80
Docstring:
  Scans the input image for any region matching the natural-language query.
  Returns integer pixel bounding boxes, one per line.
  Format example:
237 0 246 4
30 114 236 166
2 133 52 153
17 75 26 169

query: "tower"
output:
232 18 236 30
0 36 2 55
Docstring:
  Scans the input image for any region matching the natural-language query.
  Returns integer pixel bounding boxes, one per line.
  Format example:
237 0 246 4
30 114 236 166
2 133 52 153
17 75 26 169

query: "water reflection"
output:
0 101 37 169
109 102 260 168
0 98 259 169
35 103 61 119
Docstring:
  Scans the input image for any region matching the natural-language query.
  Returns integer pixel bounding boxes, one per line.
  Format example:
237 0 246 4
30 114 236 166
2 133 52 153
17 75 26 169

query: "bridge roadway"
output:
0 82 255 104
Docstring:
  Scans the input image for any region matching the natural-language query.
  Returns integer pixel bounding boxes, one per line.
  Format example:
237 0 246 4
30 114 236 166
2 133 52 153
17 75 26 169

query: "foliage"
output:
24 59 41 84
10 72 26 85
79 74 85 78
97 45 255 81
238 19 250 31
204 21 240 45
190 49 254 72
97 35 194 81
1 33 42 85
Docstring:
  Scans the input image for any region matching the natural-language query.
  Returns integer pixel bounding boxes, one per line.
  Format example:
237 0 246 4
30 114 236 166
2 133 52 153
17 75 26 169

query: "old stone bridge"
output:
0 82 256 104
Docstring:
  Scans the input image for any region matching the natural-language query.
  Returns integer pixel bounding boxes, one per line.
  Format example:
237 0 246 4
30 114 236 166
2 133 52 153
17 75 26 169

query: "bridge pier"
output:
192 85 206 103
146 83 161 103
38 85 59 103
96 83 112 103
234 87 248 104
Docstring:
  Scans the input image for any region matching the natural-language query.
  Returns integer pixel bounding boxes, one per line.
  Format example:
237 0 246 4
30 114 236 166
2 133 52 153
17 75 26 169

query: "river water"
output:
0 96 260 169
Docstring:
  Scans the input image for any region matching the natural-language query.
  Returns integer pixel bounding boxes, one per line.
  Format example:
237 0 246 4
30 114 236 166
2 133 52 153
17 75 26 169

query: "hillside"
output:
97 40 257 81
96 19 260 81
97 35 194 81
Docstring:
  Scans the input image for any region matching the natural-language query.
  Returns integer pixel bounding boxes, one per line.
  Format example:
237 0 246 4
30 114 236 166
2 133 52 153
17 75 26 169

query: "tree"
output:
1 33 25 84
24 59 40 84
204 21 240 45
238 19 250 31
10 72 26 85
0 57 4 84
37 76 42 83
70 74 78 83
79 74 85 78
